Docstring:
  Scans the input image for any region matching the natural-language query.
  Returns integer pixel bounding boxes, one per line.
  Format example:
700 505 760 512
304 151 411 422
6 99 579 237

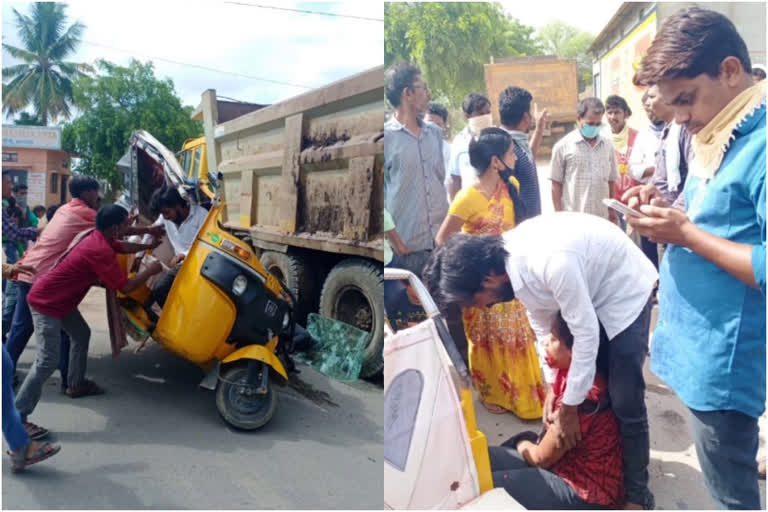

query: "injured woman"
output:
488 312 624 509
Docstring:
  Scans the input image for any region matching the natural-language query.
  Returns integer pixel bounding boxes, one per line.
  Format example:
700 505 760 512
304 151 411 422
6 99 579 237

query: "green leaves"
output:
2 2 89 125
384 2 540 113
62 59 203 198
535 21 594 91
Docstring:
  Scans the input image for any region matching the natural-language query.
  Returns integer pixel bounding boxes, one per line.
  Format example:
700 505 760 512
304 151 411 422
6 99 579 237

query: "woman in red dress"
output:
488 312 624 509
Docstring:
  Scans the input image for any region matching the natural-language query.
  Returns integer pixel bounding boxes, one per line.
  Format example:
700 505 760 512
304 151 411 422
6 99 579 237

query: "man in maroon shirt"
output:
14 205 164 437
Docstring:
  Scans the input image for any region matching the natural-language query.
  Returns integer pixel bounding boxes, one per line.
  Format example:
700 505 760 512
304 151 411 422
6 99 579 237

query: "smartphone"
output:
602 198 646 218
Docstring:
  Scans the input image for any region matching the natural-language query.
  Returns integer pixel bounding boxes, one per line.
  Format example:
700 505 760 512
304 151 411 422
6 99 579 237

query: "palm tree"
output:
2 3 91 125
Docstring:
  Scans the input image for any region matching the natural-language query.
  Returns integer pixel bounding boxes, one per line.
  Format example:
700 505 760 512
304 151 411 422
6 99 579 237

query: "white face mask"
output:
468 113 493 135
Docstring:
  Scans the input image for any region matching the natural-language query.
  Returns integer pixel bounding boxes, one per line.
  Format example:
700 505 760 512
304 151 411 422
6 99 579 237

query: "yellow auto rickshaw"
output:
113 130 295 430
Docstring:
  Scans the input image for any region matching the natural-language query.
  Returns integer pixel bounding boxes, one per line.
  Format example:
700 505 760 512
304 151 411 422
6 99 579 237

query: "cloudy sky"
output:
1 0 384 119
502 0 624 36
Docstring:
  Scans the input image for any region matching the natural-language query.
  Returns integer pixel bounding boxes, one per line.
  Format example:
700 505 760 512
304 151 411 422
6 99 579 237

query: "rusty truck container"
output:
195 65 385 377
484 56 579 157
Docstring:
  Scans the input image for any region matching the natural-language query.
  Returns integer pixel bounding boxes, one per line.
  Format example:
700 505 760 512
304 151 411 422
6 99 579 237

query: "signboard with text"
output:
26 172 46 206
2 125 62 150
598 11 658 132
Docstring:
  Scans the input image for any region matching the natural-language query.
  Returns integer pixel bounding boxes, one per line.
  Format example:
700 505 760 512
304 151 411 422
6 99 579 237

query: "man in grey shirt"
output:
384 63 448 276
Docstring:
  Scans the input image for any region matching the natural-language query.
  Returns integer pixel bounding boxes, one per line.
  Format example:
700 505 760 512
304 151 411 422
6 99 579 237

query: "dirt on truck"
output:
484 55 579 158
193 66 385 378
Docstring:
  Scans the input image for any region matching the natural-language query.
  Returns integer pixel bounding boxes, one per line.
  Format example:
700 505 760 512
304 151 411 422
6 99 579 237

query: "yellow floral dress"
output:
449 181 545 419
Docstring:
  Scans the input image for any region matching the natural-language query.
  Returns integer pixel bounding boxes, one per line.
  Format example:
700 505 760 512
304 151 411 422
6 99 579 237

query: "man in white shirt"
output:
446 93 492 201
423 211 658 510
424 102 452 175
144 187 208 319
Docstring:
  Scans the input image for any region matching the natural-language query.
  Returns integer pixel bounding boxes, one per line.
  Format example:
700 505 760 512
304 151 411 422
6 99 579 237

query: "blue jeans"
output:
689 408 760 510
2 280 19 340
6 282 70 387
2 241 20 321
2 345 29 452
489 446 602 509
603 298 653 506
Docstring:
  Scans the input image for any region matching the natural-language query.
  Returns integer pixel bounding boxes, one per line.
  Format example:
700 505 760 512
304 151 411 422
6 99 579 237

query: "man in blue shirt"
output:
626 7 766 509
498 86 549 221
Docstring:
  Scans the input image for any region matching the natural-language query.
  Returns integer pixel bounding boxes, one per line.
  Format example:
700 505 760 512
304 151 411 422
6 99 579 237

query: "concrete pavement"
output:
2 288 383 509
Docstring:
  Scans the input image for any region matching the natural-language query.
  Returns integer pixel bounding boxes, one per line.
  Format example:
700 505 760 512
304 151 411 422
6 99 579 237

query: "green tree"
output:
14 112 44 126
536 21 594 91
385 2 540 111
62 59 203 197
2 2 92 125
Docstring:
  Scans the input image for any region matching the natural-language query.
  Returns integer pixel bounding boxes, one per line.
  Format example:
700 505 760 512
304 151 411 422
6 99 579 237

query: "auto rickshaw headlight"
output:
232 275 248 296
282 312 290 329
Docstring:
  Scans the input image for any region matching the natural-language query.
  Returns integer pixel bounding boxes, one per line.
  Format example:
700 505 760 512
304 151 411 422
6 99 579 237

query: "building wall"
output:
2 147 72 207
656 2 767 66
592 2 766 131
594 4 658 132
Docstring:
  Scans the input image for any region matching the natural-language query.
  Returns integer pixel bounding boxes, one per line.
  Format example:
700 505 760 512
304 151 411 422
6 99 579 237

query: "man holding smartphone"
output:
625 7 765 509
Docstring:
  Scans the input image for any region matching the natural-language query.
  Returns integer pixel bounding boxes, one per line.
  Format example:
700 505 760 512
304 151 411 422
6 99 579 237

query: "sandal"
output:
23 422 49 440
480 401 508 414
10 440 61 473
65 379 105 398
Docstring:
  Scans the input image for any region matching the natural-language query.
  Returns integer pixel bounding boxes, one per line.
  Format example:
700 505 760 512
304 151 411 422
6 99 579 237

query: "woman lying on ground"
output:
489 312 624 509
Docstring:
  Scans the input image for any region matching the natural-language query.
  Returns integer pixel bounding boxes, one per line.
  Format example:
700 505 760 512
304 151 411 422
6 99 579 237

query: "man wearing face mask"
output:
499 86 550 221
446 93 493 200
423 211 658 510
550 98 619 224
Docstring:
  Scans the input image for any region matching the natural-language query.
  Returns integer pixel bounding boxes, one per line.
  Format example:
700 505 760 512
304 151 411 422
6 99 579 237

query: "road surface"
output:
3 288 383 509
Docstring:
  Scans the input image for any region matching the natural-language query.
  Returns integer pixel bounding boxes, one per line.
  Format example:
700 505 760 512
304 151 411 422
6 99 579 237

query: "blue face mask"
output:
580 123 601 139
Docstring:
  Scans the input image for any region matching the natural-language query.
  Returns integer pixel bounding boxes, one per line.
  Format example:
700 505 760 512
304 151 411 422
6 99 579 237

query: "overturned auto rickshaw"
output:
113 130 296 430
383 267 525 509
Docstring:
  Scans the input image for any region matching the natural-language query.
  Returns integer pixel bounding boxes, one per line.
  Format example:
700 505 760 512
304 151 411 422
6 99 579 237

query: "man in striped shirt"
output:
384 63 448 277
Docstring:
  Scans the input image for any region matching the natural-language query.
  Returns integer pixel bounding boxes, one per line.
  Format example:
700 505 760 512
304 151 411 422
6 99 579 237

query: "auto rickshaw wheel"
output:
215 365 277 430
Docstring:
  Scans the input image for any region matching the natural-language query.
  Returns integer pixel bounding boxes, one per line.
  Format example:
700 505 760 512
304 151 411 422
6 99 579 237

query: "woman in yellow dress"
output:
435 127 544 419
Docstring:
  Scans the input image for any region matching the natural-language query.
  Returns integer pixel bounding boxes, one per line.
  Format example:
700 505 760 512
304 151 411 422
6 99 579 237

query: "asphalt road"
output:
2 288 383 509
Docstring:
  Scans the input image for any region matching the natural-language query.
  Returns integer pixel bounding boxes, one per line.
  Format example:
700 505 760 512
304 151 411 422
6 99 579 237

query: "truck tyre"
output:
215 365 277 430
319 259 384 378
260 251 314 322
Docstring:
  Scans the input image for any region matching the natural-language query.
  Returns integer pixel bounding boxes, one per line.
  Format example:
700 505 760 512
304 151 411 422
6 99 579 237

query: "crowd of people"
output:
0 171 209 473
384 6 765 510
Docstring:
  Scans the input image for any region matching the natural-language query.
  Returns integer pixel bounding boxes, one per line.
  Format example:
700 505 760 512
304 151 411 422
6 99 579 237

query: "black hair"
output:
423 234 509 310
468 127 527 221
151 186 187 216
753 68 766 80
605 95 632 116
7 205 23 221
577 97 605 118
95 204 129 231
6 197 16 209
552 311 574 350
462 93 490 117
69 176 100 199
426 102 448 123
12 184 28 193
498 86 532 127
552 311 611 379
634 7 751 86
32 204 46 215
46 204 61 222
385 62 422 108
